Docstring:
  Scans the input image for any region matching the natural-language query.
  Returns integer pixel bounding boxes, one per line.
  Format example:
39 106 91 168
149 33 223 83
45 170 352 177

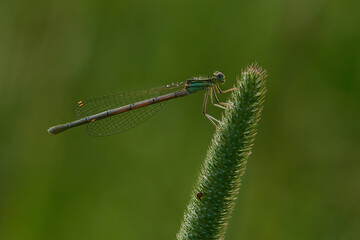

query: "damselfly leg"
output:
202 90 221 128
202 85 238 128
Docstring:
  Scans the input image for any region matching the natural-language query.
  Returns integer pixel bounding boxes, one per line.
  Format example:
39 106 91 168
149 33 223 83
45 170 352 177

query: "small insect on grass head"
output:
213 71 225 84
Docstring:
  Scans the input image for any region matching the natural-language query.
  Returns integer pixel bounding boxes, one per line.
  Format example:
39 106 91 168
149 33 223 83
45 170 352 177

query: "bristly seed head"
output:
177 64 267 240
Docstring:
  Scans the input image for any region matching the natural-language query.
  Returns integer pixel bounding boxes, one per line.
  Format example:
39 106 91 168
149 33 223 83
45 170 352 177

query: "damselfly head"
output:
213 71 225 84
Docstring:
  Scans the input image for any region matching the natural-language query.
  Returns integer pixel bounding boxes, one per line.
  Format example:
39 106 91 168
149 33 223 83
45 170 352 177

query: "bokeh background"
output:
1 0 359 239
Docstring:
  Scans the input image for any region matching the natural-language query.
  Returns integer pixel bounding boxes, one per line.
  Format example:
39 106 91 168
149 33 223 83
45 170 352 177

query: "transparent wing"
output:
74 82 186 136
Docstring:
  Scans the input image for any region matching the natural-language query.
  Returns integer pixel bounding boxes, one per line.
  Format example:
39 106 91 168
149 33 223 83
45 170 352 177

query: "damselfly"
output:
48 71 236 136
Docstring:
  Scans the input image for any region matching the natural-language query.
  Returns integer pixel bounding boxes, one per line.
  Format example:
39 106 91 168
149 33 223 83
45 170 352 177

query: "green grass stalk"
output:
177 64 267 240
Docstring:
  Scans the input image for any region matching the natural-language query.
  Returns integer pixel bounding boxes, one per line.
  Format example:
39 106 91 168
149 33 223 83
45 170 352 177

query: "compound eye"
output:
215 72 224 80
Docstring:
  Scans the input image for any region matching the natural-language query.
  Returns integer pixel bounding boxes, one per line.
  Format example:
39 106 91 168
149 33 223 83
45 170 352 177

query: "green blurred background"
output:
1 0 359 239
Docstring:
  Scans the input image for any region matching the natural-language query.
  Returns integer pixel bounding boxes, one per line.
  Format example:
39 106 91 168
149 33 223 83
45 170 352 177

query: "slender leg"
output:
210 87 226 109
212 87 234 108
215 82 238 94
203 89 220 128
